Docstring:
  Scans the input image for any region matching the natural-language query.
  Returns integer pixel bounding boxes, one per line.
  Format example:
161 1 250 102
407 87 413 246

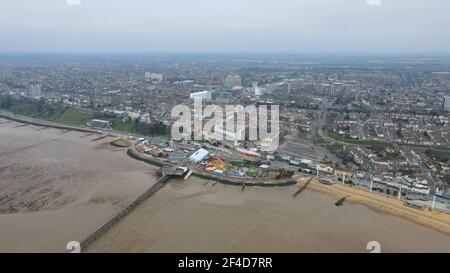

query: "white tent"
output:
189 148 209 164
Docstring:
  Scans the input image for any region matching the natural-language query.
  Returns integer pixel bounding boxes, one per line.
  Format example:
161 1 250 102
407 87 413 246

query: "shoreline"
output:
3 113 450 251
304 179 450 237
126 143 450 238
0 120 159 252
86 176 450 253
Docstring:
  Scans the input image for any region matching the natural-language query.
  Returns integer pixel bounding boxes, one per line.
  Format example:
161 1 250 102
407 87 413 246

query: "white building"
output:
189 91 212 100
189 148 209 164
127 111 140 120
103 108 125 115
317 164 334 174
252 82 261 96
145 72 164 82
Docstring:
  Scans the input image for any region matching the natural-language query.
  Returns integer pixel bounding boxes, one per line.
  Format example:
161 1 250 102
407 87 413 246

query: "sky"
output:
0 0 449 54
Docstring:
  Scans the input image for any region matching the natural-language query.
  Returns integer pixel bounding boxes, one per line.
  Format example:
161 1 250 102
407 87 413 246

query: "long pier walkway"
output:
73 161 189 252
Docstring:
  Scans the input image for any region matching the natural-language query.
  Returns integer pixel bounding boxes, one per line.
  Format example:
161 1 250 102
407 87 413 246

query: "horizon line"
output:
1 51 450 57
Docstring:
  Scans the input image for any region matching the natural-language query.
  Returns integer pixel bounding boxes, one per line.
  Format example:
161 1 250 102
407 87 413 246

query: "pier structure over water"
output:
72 162 189 252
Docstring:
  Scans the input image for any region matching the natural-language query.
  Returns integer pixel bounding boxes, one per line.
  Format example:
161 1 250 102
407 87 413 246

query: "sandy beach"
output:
0 119 159 252
306 179 450 237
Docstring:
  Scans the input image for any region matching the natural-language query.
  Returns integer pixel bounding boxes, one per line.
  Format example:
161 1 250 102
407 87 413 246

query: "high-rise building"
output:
224 75 242 88
29 84 41 98
252 82 261 96
444 96 450 111
282 82 291 94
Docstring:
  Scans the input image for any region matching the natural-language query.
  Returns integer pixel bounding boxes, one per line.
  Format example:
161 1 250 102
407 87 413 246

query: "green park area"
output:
0 96 92 125
327 132 388 146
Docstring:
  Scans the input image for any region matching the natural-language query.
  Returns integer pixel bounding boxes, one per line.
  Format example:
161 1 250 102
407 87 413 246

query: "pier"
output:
74 164 189 252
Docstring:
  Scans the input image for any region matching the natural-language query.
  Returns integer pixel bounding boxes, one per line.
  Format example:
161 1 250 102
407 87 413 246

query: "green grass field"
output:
327 132 388 146
53 108 93 125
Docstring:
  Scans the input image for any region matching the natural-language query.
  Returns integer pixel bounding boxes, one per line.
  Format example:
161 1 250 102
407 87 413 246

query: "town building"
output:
145 72 164 82
224 75 242 88
189 91 212 101
444 96 450 111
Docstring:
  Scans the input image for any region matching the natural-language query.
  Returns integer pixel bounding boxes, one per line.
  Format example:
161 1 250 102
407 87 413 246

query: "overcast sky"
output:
0 0 449 54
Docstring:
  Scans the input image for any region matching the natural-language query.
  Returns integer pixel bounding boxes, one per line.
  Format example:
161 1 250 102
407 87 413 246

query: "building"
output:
232 86 244 96
127 111 140 121
281 82 291 94
224 75 242 88
28 84 41 99
214 91 234 103
317 163 334 174
89 119 111 129
145 72 164 82
189 91 212 100
334 168 354 179
299 159 313 169
252 82 261 96
189 148 209 164
444 96 450 112
103 108 126 116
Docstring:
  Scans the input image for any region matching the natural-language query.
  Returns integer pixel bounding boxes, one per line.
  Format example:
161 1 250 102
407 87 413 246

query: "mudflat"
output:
2 119 450 253
87 176 450 253
0 120 159 252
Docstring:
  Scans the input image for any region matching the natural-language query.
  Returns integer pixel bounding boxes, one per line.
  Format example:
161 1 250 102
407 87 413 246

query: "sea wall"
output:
127 147 296 187
0 110 99 134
